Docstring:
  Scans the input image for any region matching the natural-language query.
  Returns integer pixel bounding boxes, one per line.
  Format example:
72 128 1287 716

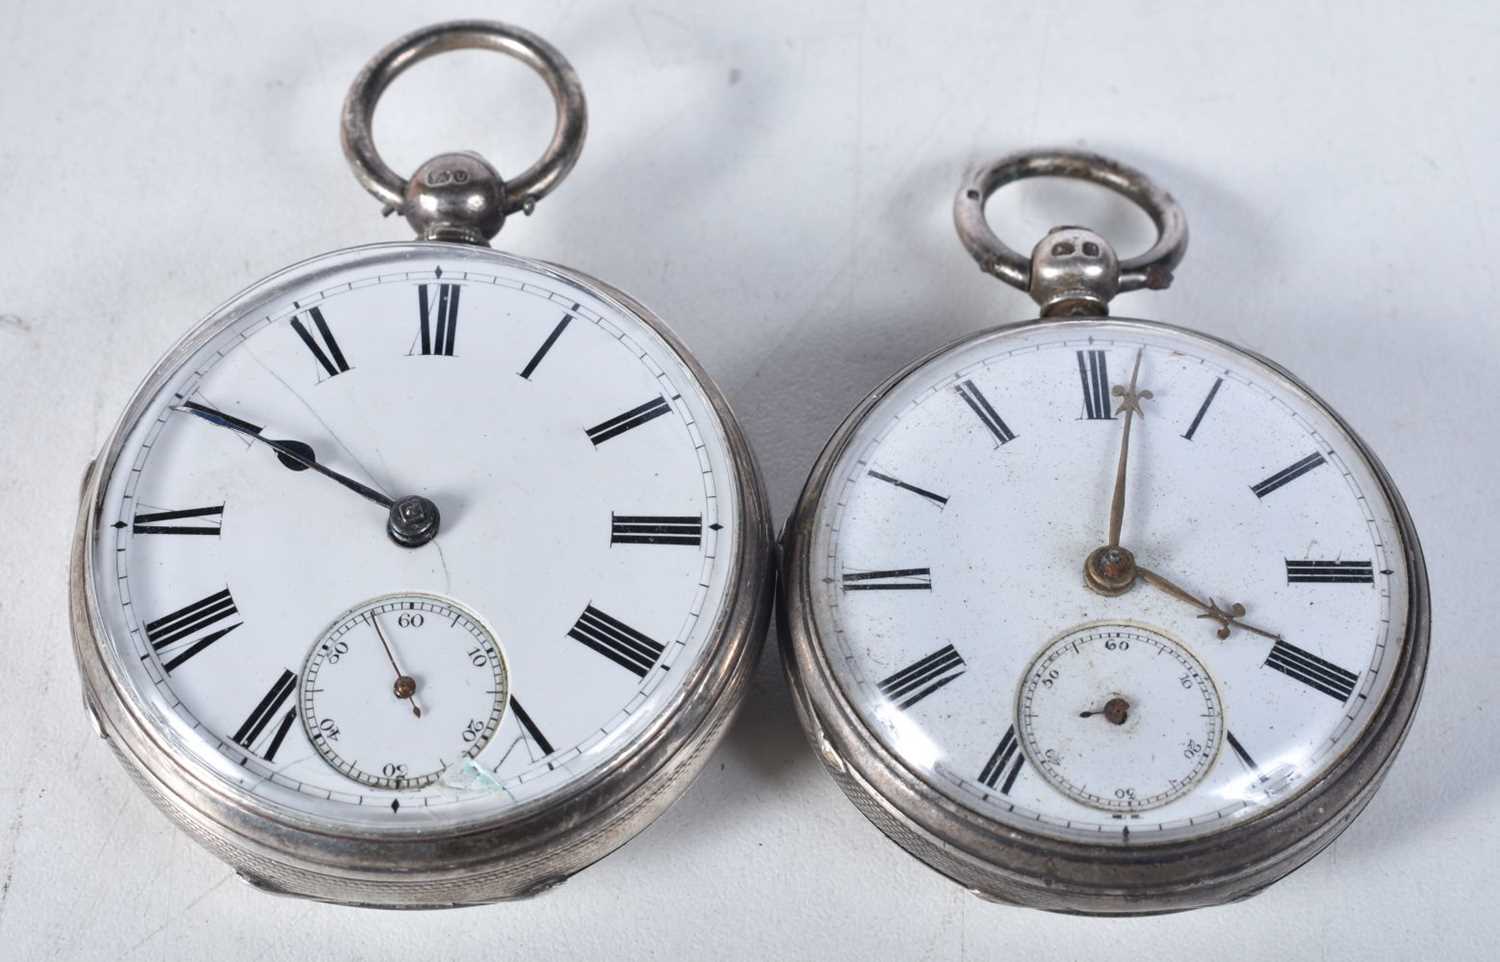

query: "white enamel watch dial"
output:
80 241 760 835
803 322 1410 843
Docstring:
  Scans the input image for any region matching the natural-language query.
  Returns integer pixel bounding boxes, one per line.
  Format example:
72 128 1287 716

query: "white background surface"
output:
1 1 1495 958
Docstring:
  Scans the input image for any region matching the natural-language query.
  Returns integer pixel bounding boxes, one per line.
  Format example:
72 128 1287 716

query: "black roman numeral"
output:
417 283 461 356
568 605 665 677
1225 730 1263 778
955 379 1017 445
866 470 947 507
289 307 350 379
1286 559 1375 584
144 588 241 673
586 397 671 446
876 644 966 710
610 514 703 546
1076 350 1114 420
132 504 224 536
1265 639 1359 702
232 669 298 761
509 695 555 756
841 568 932 591
1251 453 1326 499
978 725 1024 794
1182 377 1224 440
519 308 575 379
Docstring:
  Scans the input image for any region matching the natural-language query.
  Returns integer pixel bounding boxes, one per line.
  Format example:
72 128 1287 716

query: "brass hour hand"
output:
1135 566 1282 641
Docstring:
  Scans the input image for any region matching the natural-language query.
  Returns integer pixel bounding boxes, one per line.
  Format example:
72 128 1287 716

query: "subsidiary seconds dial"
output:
1016 623 1223 812
301 594 507 790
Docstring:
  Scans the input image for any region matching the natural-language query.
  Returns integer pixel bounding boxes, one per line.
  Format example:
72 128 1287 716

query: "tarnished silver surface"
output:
71 245 774 907
953 148 1188 313
340 20 588 242
778 313 1428 915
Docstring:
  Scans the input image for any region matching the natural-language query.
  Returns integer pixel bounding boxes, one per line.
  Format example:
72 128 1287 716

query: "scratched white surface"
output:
1 1 1496 958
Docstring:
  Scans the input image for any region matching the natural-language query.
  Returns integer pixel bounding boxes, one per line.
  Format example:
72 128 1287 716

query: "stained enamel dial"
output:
88 244 741 828
809 320 1409 843
1016 623 1223 812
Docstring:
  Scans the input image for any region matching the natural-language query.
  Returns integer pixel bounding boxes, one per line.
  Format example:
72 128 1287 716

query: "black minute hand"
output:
179 401 394 509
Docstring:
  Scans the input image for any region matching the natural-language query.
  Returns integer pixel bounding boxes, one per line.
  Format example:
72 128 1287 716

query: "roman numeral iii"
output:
841 568 932 591
1285 559 1375 584
568 605 665 677
978 725 1024 794
289 306 350 378
132 504 224 536
232 669 298 762
1076 349 1114 420
144 587 241 673
1265 639 1359 702
877 644 966 710
610 514 703 546
417 283 461 356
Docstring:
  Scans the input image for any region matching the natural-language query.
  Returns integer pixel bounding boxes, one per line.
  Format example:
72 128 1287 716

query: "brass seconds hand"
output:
370 612 423 718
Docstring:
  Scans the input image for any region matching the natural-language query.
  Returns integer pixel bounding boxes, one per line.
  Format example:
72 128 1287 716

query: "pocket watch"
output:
778 149 1428 914
68 20 772 907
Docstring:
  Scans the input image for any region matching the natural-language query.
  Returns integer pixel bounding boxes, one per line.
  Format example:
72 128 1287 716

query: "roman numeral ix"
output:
978 725 1024 794
841 568 932 591
1286 559 1375 584
1265 639 1360 702
569 605 666 677
131 504 224 536
144 588 241 673
876 644 966 710
289 306 350 379
1251 452 1326 499
955 379 1017 445
1076 349 1114 420
610 514 703 546
586 397 671 446
232 669 298 762
417 283 461 356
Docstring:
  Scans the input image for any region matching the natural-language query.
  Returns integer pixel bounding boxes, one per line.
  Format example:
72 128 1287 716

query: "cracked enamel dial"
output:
299 593 508 791
807 320 1411 843
86 243 743 828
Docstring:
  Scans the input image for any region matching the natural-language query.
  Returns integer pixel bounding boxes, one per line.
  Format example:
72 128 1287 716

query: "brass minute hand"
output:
1106 348 1152 547
1135 566 1282 641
